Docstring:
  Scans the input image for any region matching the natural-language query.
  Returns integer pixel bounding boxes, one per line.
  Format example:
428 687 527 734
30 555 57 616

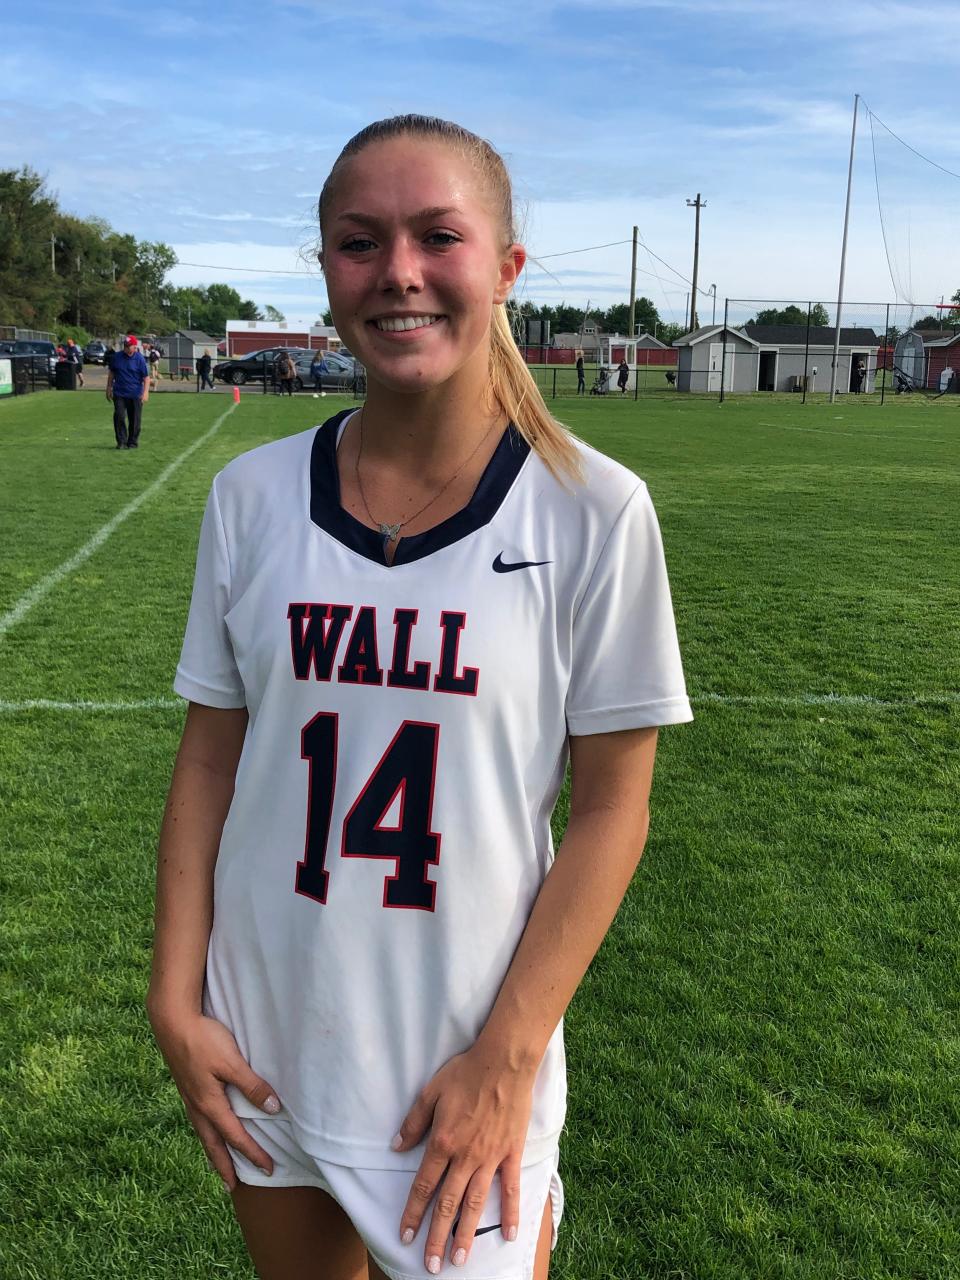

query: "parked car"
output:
294 350 365 393
212 347 307 386
212 347 364 393
4 340 57 380
83 340 108 364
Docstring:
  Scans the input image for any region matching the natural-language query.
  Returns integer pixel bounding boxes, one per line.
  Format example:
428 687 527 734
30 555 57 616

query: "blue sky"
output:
3 0 959 329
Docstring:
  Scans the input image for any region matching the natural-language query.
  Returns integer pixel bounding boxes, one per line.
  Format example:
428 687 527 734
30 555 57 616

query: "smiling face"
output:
320 136 524 396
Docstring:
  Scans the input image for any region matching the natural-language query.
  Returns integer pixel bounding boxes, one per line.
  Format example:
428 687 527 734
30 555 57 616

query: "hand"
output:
148 1008 282 1190
105 388 113 401
141 393 149 403
393 1043 536 1273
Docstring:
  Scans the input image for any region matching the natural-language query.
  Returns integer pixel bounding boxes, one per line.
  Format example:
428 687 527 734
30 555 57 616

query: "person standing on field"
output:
106 335 149 448
274 348 295 395
149 342 162 388
617 359 630 393
575 353 585 395
148 114 693 1280
196 349 214 391
65 338 85 387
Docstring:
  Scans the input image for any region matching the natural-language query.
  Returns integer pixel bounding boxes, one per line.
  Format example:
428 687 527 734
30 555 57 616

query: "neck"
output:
356 350 503 470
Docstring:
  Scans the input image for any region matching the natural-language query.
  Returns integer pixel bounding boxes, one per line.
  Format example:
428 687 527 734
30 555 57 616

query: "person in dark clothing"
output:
617 359 630 393
106 335 150 448
576 354 585 395
852 359 866 394
65 338 85 387
196 349 214 391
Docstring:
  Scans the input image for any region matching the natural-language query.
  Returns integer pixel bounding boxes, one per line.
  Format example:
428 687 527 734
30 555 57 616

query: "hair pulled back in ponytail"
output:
319 115 583 484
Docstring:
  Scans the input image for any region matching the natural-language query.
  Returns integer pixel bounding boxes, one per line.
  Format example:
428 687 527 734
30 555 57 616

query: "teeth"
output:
375 315 441 333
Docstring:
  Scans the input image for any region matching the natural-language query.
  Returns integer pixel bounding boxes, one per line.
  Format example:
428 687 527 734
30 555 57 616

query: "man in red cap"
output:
105 335 150 449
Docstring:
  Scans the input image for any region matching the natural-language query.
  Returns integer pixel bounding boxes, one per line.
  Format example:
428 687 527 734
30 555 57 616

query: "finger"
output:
498 1152 522 1244
398 1149 449 1248
226 1062 283 1117
449 1167 496 1268
189 1096 275 1180
190 1110 239 1191
392 1084 437 1152
423 1167 472 1274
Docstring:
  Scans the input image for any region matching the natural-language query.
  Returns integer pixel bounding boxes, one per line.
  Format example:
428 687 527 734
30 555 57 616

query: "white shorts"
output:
227 1116 563 1280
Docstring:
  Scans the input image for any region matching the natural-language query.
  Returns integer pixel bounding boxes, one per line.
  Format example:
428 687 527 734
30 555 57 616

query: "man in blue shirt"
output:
106 335 150 449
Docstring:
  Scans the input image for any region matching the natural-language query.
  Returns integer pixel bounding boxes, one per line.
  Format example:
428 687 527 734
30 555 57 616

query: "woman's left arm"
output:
394 725 659 1273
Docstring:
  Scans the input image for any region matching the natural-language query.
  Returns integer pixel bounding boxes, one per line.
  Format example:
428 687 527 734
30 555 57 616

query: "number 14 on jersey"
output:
295 714 442 912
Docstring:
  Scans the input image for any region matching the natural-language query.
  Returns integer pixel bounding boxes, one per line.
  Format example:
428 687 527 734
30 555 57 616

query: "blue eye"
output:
341 238 375 253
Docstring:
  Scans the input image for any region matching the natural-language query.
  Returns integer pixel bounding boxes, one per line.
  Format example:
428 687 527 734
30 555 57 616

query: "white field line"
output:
0 401 238 641
755 421 952 445
0 692 957 715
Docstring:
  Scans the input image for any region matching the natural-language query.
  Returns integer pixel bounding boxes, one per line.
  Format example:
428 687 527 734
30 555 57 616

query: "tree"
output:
320 309 333 325
0 168 64 327
263 304 285 322
751 303 830 328
600 297 660 336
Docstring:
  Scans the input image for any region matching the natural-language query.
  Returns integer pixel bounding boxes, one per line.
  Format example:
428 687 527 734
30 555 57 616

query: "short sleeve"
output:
566 484 693 734
173 475 246 708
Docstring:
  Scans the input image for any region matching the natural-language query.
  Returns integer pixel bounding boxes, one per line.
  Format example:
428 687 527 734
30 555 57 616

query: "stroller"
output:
590 366 611 395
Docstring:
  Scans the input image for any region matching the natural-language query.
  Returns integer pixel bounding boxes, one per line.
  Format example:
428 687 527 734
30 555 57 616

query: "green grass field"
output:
1 389 959 1279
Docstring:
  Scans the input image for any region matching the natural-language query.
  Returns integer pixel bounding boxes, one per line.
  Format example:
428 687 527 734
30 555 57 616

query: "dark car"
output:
6 340 57 380
212 347 308 386
83 341 108 364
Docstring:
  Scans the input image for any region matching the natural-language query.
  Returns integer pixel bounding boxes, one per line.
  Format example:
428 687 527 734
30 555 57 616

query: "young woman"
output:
147 115 693 1280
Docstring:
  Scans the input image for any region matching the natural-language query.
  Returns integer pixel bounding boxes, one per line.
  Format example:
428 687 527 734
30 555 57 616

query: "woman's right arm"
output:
146 702 281 1189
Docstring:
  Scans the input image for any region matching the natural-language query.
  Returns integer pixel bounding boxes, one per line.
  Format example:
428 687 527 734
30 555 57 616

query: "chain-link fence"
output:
707 300 960 404
149 351 367 396
0 355 55 398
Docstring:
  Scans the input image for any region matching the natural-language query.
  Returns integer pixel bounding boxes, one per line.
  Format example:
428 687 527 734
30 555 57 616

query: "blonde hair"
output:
318 115 583 484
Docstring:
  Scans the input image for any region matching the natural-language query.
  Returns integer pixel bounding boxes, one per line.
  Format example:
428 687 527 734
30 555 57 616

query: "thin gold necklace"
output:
353 407 501 547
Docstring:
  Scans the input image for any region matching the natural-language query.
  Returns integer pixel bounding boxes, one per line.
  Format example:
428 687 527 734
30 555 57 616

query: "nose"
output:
377 235 423 296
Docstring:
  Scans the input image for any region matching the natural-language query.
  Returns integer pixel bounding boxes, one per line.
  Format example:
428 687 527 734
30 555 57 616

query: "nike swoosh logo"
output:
493 552 552 573
452 1217 502 1237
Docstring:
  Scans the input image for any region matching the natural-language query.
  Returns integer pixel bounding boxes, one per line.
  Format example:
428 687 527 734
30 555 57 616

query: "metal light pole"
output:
628 226 638 345
829 94 859 403
710 284 717 327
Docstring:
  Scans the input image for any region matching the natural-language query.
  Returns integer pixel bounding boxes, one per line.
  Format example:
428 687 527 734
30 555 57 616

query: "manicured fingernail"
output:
453 1247 467 1266
390 1132 403 1150
427 1257 441 1275
401 1228 414 1245
507 1225 518 1242
262 1095 281 1115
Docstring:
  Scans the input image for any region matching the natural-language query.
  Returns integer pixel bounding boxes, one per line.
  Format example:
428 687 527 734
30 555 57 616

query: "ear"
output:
493 243 526 305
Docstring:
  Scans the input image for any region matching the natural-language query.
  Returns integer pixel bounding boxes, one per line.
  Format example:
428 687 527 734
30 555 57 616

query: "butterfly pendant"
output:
379 522 402 544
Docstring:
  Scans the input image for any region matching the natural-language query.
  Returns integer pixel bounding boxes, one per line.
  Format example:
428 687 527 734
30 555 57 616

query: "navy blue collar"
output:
309 409 530 566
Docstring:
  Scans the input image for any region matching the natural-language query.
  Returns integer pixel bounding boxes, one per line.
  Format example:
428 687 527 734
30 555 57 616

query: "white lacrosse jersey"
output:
174 410 693 1171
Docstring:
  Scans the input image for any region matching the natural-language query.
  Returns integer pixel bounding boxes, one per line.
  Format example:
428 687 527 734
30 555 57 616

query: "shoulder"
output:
525 432 647 527
216 423 321 502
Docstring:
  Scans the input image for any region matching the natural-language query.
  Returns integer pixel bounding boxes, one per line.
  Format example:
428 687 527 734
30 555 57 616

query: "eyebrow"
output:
334 206 461 228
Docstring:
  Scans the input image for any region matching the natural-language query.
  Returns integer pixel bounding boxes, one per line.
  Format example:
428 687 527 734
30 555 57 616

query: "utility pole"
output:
686 193 706 331
710 283 717 327
76 254 81 327
50 234 56 276
628 225 638 341
829 93 859 403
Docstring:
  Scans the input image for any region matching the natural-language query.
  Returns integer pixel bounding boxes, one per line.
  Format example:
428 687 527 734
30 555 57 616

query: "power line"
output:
176 260 319 275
